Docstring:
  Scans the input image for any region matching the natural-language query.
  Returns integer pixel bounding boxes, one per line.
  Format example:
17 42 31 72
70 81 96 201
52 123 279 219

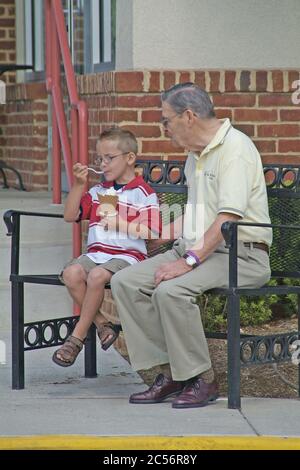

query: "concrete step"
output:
0 190 74 321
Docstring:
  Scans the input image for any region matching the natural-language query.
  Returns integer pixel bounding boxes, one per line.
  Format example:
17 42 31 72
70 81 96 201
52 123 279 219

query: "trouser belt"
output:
244 242 269 254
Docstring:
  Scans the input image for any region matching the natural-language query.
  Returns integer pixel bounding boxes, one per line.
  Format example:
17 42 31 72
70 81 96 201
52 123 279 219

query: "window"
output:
23 0 45 79
84 0 116 73
19 0 116 79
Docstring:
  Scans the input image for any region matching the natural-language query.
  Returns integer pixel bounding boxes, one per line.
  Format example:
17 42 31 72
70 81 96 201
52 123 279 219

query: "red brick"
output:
0 18 14 26
262 155 300 164
32 102 48 111
258 94 294 107
272 71 284 92
0 40 14 49
122 125 161 138
213 94 256 107
280 109 300 121
234 109 277 122
257 124 299 138
288 71 300 90
114 71 144 93
240 71 251 92
234 124 255 137
33 126 48 136
149 72 160 92
116 95 161 108
141 110 162 123
163 71 176 90
142 140 184 154
194 71 206 89
278 140 300 152
209 71 220 92
224 71 236 92
114 110 138 122
215 108 232 120
179 71 191 83
256 71 268 92
254 139 276 153
253 140 276 153
32 175 48 184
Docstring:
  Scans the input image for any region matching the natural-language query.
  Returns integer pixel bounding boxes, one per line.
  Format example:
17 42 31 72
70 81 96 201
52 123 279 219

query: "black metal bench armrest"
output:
3 209 64 236
222 220 300 249
221 220 300 288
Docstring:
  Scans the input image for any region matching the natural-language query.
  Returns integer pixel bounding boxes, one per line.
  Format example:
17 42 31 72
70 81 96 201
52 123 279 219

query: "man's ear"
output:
185 109 195 125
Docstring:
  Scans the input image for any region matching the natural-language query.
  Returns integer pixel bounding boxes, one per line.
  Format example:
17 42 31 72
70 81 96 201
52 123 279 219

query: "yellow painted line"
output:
1 435 300 450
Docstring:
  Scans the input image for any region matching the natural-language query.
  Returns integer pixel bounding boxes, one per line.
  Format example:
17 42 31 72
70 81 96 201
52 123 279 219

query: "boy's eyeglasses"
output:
94 152 128 165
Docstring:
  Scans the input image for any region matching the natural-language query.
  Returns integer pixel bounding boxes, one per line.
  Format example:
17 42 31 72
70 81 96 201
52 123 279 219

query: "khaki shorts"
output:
59 254 130 284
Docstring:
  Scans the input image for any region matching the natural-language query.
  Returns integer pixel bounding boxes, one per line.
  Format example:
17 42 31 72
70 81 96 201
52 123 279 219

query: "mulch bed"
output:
115 318 299 398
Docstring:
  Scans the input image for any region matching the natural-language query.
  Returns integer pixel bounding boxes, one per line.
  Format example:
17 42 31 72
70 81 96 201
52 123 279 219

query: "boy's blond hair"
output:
99 127 138 155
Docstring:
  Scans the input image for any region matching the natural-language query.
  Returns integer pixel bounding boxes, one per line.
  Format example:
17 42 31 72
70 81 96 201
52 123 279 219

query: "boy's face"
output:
96 139 135 183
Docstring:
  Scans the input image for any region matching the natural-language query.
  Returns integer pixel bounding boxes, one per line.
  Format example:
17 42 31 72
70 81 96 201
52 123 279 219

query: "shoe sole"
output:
129 391 182 404
172 394 219 409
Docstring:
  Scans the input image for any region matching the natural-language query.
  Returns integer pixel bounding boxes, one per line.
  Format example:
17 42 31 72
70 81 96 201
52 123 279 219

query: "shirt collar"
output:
100 175 144 192
190 118 232 160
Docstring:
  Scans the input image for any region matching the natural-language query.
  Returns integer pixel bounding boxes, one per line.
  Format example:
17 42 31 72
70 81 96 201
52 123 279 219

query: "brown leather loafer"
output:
129 374 185 404
172 377 219 409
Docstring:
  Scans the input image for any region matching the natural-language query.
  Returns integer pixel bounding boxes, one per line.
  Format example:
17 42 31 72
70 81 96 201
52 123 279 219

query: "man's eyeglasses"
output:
160 113 182 128
94 152 128 165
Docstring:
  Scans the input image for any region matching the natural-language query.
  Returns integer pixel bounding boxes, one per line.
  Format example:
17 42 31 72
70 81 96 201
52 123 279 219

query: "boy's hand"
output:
73 163 88 186
99 215 119 232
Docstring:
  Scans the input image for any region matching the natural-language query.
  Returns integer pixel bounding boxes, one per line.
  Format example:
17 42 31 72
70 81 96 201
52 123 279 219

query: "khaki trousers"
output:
111 239 271 381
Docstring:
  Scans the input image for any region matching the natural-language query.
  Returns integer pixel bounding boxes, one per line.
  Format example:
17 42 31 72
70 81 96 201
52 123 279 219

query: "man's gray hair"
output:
161 82 215 119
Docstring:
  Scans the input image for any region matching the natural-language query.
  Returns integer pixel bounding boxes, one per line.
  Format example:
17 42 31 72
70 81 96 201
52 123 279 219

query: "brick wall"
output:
0 82 48 189
78 69 300 167
0 0 16 84
1 68 299 190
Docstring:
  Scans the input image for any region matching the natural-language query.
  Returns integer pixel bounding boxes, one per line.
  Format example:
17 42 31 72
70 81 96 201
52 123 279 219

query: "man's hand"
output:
154 258 192 286
73 163 88 186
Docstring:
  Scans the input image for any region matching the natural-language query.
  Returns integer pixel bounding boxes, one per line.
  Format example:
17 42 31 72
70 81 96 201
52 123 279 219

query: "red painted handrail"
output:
45 0 88 260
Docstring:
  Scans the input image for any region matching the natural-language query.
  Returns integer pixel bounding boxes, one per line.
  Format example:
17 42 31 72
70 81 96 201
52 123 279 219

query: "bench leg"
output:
227 294 241 409
84 324 97 378
11 281 25 389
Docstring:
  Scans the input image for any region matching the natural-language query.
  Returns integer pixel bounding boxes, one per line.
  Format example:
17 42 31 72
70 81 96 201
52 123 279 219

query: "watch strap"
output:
185 250 201 266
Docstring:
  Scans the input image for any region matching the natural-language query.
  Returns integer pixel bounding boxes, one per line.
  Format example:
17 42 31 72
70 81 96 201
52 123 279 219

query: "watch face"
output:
186 255 196 266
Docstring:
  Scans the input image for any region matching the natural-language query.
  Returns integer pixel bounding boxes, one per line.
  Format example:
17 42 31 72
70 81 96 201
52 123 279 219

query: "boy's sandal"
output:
52 335 84 367
97 322 122 351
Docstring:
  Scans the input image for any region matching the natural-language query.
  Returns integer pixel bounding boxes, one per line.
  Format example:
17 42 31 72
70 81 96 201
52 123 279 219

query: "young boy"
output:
52 127 160 367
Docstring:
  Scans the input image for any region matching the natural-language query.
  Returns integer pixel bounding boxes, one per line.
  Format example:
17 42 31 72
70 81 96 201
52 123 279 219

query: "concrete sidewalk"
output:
0 329 300 448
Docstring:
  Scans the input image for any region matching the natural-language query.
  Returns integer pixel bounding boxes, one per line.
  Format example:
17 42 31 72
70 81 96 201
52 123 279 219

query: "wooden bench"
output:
3 160 300 409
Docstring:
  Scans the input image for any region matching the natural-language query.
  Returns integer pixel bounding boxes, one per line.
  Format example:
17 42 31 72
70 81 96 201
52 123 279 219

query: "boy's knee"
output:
87 268 110 287
63 264 86 284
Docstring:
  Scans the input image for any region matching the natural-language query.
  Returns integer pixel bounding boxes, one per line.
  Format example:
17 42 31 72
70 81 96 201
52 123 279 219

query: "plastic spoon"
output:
87 168 104 174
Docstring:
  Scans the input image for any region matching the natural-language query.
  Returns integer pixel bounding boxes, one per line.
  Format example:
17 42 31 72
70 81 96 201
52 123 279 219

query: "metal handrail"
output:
45 0 88 258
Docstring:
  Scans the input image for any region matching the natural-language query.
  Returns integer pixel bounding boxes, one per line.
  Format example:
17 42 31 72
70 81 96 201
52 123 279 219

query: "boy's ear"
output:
127 152 136 165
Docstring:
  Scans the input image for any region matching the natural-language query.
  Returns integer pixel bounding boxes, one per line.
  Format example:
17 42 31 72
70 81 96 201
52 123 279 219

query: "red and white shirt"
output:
78 176 160 265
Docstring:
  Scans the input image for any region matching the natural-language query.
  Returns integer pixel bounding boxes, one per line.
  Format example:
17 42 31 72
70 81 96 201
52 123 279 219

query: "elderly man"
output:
111 83 271 409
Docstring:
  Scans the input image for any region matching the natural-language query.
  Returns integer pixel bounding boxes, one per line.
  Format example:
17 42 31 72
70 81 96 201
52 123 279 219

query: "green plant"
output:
197 277 300 332
197 292 276 332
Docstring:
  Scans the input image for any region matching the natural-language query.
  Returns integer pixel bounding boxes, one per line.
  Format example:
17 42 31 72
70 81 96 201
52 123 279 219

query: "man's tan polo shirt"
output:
183 118 272 249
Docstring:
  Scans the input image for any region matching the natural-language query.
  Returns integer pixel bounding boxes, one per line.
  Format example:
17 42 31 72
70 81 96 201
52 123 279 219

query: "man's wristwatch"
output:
182 250 201 269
